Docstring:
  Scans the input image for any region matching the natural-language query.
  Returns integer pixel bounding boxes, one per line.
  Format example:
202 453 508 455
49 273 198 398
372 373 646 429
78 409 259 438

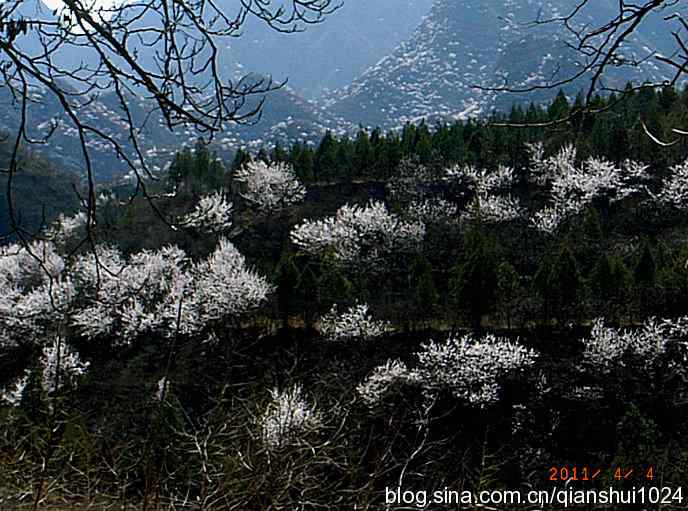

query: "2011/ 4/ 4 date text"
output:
549 466 657 482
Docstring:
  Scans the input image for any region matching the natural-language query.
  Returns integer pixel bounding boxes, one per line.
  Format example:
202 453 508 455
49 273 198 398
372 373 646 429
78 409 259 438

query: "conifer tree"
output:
449 224 497 332
231 148 252 172
550 242 581 325
496 261 520 330
275 250 301 329
410 256 439 327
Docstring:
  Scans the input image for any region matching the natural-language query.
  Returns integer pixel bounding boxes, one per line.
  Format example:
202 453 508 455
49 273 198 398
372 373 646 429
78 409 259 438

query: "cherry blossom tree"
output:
179 190 234 234
290 201 425 270
358 334 538 410
446 164 522 223
582 317 688 372
234 161 306 213
2 337 89 406
414 334 538 406
387 160 460 224
527 143 649 233
0 240 75 348
356 359 417 410
71 239 273 342
259 384 322 450
655 158 688 209
318 303 391 342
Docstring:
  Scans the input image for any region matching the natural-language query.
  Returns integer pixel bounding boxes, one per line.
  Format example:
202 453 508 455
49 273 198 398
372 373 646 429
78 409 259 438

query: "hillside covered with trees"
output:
1 86 688 508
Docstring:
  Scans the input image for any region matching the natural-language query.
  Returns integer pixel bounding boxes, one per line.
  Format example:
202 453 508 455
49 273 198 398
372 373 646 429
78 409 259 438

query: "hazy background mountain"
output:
223 0 434 98
326 0 677 130
0 0 679 179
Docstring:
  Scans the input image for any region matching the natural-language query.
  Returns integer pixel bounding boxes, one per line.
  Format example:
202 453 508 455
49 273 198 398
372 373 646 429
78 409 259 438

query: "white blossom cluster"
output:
356 359 418 409
656 159 688 209
387 161 439 203
582 317 688 371
446 164 522 223
2 337 89 406
259 384 322 450
0 241 75 348
234 160 306 212
358 334 537 409
71 239 273 343
527 143 648 233
318 303 391 342
39 337 90 394
447 164 516 194
0 237 271 349
71 245 189 343
180 190 233 234
387 162 459 224
290 201 425 269
464 194 522 224
414 334 538 406
405 198 459 224
1 375 28 406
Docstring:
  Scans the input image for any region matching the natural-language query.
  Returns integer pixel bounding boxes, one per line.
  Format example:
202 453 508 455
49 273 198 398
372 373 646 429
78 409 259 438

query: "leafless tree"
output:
0 0 339 246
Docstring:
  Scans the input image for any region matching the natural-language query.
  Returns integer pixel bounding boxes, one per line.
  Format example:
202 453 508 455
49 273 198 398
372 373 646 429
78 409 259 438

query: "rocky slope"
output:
326 0 675 130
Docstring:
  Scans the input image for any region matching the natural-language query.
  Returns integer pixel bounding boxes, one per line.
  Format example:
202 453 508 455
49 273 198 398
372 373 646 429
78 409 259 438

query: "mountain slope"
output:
224 0 434 98
327 0 674 130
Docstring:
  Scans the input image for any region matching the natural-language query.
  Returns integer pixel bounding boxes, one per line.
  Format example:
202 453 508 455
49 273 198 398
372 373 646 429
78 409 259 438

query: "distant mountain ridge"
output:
0 0 678 180
326 0 676 130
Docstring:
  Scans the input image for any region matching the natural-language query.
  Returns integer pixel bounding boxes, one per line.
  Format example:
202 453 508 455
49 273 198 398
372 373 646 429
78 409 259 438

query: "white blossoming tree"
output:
356 359 418 410
2 337 89 406
318 303 391 342
445 164 522 223
656 158 688 210
259 384 322 450
179 190 234 234
582 317 688 373
71 239 273 343
234 161 306 213
527 143 649 233
0 241 75 349
387 160 460 225
358 334 538 410
414 334 538 406
290 201 425 270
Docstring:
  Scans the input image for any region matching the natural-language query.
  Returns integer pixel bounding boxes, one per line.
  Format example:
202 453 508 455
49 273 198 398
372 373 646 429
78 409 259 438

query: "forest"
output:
2 85 688 509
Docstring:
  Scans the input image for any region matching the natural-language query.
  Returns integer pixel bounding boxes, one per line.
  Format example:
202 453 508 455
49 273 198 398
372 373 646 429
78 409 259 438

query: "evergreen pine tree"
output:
449 224 497 332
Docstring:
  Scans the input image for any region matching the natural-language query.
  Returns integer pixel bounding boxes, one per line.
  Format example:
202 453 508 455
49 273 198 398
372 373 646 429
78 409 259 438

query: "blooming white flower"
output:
48 211 88 244
180 190 233 234
2 338 89 407
318 303 391 341
188 238 275 330
290 201 425 269
71 240 272 342
414 334 538 406
582 317 684 371
446 164 521 224
406 198 459 224
0 241 74 347
39 337 90 394
657 158 688 209
357 359 416 408
446 164 516 194
234 160 306 212
357 334 538 410
259 384 322 450
528 144 646 233
462 193 522 224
